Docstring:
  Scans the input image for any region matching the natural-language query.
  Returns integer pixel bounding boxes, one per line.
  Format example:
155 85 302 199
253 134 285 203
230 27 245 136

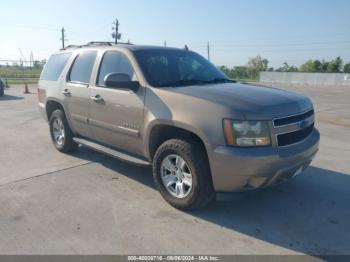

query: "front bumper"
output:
207 128 320 192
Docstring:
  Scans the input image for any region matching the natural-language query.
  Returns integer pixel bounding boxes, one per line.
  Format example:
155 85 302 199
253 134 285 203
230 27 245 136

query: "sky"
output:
0 0 349 68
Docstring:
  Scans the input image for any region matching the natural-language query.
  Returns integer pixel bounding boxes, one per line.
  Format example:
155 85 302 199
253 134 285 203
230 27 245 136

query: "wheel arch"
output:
46 99 65 120
146 122 210 162
45 99 76 134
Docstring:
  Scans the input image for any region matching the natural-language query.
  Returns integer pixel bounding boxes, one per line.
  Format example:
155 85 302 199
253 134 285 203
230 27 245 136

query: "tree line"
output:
219 56 350 80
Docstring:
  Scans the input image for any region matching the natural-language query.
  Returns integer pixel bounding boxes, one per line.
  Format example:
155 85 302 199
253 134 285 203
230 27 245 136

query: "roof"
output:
59 41 185 52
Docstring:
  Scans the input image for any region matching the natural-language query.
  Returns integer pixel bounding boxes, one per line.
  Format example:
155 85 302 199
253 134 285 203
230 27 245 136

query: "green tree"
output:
344 62 350 73
313 60 322 72
326 57 342 73
248 56 269 72
33 60 44 69
276 62 298 72
218 66 232 78
300 60 317 72
320 60 329 72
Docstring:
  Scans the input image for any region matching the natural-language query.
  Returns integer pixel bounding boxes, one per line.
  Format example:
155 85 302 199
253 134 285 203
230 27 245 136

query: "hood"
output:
165 82 313 120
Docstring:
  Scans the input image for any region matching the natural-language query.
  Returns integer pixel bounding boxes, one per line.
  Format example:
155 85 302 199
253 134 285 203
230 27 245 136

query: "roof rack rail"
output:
87 41 113 46
87 41 134 46
60 45 82 51
60 41 134 51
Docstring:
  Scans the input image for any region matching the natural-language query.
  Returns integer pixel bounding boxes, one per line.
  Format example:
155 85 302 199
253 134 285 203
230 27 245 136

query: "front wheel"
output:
49 109 78 153
153 139 215 210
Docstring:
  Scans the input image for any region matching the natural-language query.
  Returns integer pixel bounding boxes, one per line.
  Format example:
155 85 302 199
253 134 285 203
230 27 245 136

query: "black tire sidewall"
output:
153 139 210 209
49 110 68 150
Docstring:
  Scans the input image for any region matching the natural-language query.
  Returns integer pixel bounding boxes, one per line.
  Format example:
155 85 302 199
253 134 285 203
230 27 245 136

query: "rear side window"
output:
97 51 135 86
68 51 97 84
40 53 71 81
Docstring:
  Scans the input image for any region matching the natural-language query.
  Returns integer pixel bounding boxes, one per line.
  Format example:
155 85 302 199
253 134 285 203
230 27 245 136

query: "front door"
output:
89 51 145 155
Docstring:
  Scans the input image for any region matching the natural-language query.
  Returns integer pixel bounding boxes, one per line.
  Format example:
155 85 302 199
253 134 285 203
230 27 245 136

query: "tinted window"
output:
69 51 97 84
134 49 228 87
40 53 71 81
97 51 135 86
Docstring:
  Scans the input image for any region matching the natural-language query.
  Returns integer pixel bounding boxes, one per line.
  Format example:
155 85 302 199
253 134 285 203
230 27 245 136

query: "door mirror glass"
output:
104 73 139 91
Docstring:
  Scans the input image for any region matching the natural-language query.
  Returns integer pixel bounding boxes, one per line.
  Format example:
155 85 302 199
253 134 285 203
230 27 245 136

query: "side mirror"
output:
104 73 139 92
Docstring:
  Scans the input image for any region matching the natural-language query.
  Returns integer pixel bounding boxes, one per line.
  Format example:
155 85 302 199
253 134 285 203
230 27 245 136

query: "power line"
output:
212 46 350 53
0 59 34 63
1 23 60 31
68 23 111 40
192 40 350 48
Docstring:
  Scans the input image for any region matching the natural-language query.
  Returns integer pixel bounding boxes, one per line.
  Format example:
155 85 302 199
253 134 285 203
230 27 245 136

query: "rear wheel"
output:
153 139 215 210
49 109 78 153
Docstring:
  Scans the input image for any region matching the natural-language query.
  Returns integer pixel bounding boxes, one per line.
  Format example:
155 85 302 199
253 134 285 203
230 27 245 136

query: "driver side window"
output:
97 51 136 87
178 57 209 80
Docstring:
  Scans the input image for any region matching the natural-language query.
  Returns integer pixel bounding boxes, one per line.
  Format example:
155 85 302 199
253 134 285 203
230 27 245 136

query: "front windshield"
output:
133 49 231 87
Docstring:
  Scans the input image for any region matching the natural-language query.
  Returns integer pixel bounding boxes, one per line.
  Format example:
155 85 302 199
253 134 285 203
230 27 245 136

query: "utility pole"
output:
18 48 26 64
207 42 210 61
60 27 66 49
164 41 167 47
30 51 33 68
112 19 121 44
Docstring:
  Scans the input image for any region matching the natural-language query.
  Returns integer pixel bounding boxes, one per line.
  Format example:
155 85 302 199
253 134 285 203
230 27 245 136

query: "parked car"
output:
0 79 4 96
38 42 320 209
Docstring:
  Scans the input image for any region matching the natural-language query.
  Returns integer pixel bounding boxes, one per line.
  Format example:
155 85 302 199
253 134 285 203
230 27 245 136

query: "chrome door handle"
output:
91 95 104 102
61 89 71 96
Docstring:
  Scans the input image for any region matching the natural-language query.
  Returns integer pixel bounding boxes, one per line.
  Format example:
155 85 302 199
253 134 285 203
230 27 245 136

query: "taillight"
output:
37 85 46 102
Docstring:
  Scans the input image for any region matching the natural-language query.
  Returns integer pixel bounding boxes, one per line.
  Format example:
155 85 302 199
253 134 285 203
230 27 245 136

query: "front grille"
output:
277 123 314 147
274 109 315 147
274 109 314 127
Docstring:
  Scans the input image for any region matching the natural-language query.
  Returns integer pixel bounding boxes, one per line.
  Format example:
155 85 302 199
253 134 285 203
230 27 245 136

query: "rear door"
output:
89 50 145 155
61 50 97 138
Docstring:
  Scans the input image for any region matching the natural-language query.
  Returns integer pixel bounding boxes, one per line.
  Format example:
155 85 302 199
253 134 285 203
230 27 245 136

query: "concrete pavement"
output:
0 84 349 255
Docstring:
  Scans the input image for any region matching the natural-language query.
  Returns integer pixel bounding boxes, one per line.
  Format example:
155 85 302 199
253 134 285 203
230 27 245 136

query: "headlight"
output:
223 119 271 147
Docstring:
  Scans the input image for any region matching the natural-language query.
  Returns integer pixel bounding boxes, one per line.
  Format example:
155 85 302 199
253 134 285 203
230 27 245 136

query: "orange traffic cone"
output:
24 82 30 94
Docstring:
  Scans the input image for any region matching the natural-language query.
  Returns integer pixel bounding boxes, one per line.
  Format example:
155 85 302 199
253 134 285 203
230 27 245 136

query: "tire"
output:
49 109 78 153
153 138 215 210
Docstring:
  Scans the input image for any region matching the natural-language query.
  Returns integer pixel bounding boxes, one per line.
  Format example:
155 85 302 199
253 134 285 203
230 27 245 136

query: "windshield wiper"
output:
161 79 209 87
208 78 236 83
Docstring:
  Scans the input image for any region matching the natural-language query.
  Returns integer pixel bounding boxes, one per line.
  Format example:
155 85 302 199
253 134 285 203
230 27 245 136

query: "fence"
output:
260 72 350 86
